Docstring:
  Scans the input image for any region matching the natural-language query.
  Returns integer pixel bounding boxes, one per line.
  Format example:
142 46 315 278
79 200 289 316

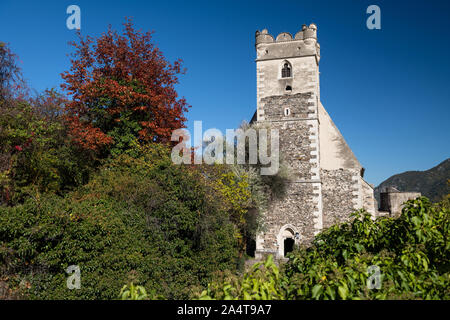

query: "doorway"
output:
284 238 295 256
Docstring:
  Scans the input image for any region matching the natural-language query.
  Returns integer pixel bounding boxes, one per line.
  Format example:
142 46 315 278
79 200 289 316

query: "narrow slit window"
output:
284 108 290 116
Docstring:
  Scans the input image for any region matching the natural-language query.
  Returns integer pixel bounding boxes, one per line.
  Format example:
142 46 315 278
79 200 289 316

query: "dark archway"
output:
246 238 256 258
284 238 295 256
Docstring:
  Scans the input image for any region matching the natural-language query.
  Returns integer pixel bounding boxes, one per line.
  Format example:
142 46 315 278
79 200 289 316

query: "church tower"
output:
254 25 376 259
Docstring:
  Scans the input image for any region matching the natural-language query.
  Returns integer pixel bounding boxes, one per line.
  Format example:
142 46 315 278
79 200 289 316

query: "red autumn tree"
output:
61 19 189 153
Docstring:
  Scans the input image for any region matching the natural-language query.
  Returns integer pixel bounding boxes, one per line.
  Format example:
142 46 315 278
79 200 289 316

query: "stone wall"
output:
260 92 317 180
361 178 377 217
256 92 321 258
321 169 359 229
262 92 315 121
379 191 421 217
257 183 317 257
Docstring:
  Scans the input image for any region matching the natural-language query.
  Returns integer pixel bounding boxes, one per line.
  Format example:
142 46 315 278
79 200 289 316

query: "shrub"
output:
0 144 239 299
285 197 449 299
198 254 286 300
118 283 163 300
198 197 449 300
0 90 94 205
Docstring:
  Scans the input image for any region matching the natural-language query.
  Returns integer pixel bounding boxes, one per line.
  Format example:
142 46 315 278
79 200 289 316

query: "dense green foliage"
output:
0 145 241 299
199 197 449 300
198 254 284 300
119 283 163 300
1 43 93 205
0 90 94 205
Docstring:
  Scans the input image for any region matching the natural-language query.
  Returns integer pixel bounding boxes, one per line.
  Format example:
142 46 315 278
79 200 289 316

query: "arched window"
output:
281 63 291 78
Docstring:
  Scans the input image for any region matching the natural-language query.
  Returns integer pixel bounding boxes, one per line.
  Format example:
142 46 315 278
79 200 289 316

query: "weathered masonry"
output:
252 25 377 259
378 187 421 217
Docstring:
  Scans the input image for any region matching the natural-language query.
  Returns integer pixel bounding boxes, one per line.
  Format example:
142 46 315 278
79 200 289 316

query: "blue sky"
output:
1 0 449 186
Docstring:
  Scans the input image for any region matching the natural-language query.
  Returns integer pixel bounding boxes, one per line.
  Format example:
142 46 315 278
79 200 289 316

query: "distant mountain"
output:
374 158 450 204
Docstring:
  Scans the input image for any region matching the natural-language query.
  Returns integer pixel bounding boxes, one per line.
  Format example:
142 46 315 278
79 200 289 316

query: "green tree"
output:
0 144 239 299
0 89 93 205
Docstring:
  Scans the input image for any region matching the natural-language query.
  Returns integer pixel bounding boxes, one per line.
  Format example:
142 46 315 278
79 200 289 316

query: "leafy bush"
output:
0 90 94 205
198 197 449 300
119 283 163 300
198 255 284 300
0 144 239 299
119 283 149 300
284 197 449 300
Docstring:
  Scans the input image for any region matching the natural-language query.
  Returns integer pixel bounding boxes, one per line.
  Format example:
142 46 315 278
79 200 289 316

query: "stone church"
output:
251 24 377 259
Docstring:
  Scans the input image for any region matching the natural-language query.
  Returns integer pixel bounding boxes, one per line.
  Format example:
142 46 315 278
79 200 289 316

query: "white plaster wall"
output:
318 101 362 171
256 56 319 120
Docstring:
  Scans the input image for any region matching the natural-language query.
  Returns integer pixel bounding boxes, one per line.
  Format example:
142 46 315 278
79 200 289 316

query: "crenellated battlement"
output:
255 24 320 62
255 24 317 45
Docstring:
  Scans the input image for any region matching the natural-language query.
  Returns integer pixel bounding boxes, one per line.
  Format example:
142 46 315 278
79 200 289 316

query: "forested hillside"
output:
375 159 450 203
